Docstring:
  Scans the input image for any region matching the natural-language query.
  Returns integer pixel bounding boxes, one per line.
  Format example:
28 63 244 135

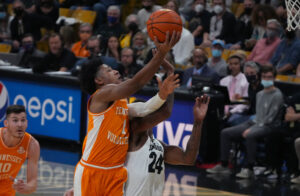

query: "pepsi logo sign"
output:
0 82 9 122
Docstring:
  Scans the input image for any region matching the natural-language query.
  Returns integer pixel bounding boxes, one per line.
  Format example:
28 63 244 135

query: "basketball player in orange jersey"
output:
0 105 40 196
73 32 181 196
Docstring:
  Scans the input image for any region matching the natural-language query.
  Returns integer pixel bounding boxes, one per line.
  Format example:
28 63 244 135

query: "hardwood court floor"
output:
15 145 300 196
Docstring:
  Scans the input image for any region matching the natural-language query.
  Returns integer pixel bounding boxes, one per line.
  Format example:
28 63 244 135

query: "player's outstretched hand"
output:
12 178 26 193
64 187 74 196
157 73 180 100
154 31 181 55
193 94 210 123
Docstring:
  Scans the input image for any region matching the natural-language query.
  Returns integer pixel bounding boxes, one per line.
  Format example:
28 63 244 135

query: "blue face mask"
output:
212 49 222 57
0 12 6 19
107 16 118 24
261 80 274 88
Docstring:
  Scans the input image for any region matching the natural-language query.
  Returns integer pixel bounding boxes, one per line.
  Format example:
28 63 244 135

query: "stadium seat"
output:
59 8 73 17
36 41 49 53
0 43 11 53
72 10 97 25
276 75 292 82
293 77 300 83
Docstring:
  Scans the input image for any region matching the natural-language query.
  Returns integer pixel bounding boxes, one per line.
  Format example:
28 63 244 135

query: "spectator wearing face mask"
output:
95 5 126 48
188 0 212 45
18 33 45 68
137 0 162 30
270 30 300 75
207 39 227 78
71 23 92 58
231 0 255 50
205 0 237 45
131 31 149 66
120 14 140 48
247 19 281 65
36 0 59 27
10 0 55 51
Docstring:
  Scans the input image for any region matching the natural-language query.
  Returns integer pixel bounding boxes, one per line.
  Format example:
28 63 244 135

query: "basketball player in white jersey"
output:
124 94 209 196
0 105 40 195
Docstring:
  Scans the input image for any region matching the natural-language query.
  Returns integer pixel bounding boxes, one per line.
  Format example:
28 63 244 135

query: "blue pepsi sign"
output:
0 78 81 141
134 95 194 150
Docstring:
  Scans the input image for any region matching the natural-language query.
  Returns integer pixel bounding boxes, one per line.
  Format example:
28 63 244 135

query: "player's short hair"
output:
80 57 104 95
6 105 26 117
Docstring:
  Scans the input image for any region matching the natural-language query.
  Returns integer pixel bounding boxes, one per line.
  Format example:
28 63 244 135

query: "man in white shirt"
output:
220 52 249 125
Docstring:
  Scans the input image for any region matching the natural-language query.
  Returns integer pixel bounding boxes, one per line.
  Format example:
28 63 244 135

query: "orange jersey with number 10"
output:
0 128 31 196
80 97 129 168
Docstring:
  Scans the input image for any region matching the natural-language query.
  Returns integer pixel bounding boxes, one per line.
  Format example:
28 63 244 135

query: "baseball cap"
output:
212 39 225 48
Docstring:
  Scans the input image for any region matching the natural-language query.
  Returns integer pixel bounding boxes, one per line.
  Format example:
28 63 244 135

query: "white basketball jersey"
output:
124 136 165 196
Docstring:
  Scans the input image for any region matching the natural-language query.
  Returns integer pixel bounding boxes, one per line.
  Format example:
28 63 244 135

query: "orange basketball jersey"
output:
80 97 129 168
0 127 31 196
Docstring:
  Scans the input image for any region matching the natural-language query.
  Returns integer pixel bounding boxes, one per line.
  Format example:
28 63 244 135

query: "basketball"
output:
147 9 182 43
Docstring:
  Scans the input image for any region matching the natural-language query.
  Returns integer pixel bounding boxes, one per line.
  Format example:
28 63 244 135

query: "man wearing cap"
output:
207 39 227 78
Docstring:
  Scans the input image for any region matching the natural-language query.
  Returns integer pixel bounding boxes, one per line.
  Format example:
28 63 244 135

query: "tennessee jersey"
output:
0 127 31 196
74 95 130 196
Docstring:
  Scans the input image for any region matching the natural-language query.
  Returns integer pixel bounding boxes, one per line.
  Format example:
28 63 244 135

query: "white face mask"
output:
214 5 223 14
194 4 204 13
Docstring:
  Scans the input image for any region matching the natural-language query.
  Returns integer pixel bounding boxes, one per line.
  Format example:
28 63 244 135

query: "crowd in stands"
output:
0 0 300 185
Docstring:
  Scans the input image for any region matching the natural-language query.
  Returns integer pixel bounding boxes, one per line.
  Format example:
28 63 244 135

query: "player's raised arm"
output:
13 138 40 194
93 31 181 103
162 95 210 165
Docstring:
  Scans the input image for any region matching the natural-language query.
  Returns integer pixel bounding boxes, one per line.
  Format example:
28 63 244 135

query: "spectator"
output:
207 39 227 78
165 0 194 65
10 0 54 50
74 35 119 71
33 33 77 73
207 66 284 179
231 0 255 50
18 33 45 68
132 31 149 66
187 0 212 45
270 30 300 75
206 0 237 45
120 14 140 48
71 23 92 58
0 4 10 42
220 53 249 125
264 92 300 180
118 47 143 79
36 0 59 27
245 5 278 50
165 0 186 25
247 19 281 65
137 0 162 30
93 0 125 29
182 47 220 87
104 35 121 61
95 5 126 46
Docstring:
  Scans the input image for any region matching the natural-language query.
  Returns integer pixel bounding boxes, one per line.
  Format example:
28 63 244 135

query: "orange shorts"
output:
74 162 128 196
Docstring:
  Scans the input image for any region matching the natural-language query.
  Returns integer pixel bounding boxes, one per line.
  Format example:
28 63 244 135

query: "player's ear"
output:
94 78 104 86
4 119 8 127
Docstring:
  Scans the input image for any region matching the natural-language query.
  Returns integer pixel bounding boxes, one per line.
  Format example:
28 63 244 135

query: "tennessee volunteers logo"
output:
17 147 25 154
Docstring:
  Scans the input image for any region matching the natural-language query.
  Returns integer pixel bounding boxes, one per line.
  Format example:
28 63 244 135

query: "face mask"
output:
212 49 222 57
246 75 257 84
266 29 278 39
128 22 138 32
213 5 223 15
23 43 34 52
194 4 204 13
143 5 152 11
244 7 252 15
0 12 6 19
107 16 118 24
14 7 24 17
261 79 274 88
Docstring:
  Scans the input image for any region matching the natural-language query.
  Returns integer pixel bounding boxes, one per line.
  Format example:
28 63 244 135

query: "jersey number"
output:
148 152 163 174
0 163 12 173
121 119 126 135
